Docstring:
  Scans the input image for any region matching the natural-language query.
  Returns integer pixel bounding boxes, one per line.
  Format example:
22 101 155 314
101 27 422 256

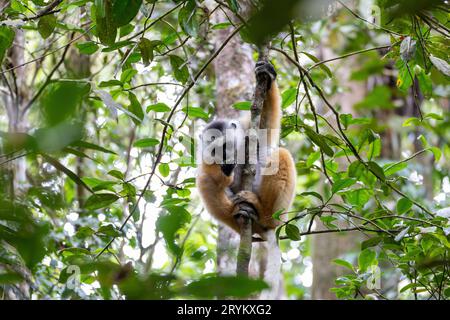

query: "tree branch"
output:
235 45 270 276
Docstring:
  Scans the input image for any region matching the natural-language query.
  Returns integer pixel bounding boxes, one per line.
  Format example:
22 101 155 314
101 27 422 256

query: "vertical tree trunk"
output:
212 6 254 275
8 30 29 195
2 29 31 300
211 5 285 298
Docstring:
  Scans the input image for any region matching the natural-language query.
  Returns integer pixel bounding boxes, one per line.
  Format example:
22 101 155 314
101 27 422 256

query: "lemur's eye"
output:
230 122 237 129
211 136 216 141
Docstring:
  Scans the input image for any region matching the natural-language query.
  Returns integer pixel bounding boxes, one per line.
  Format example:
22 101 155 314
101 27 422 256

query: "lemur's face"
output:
201 119 243 175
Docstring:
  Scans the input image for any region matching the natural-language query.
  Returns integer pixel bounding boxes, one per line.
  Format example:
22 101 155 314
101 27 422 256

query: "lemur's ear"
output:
230 122 237 129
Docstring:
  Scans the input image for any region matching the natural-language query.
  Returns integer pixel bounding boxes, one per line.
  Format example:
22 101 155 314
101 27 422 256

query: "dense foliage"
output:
0 0 449 300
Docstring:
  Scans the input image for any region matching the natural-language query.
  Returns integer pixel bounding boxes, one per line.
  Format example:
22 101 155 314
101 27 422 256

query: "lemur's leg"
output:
197 164 263 232
257 147 296 229
232 190 263 221
197 165 237 231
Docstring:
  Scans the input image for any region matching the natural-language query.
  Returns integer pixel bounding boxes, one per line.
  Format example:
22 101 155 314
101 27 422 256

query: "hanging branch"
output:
235 44 270 276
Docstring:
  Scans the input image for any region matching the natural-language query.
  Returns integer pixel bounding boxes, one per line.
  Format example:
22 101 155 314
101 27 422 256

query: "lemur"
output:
196 61 297 236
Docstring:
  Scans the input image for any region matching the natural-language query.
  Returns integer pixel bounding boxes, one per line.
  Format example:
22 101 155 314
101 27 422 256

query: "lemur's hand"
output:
232 191 260 221
255 61 277 90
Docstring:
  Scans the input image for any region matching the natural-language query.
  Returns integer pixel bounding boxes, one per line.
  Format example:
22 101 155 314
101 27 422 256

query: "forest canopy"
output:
0 0 449 300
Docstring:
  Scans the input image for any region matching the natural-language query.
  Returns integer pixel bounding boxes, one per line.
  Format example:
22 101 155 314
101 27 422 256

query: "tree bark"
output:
212 6 254 275
1 29 31 300
211 4 285 299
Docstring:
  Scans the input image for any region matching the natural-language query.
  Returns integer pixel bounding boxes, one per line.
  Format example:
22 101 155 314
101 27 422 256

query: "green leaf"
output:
402 117 420 127
332 178 356 194
367 161 385 181
71 140 116 155
285 224 301 241
146 102 171 113
0 26 15 64
367 139 381 160
383 162 407 176
95 89 142 123
345 189 370 208
95 0 117 45
333 259 354 271
212 22 232 30
111 0 142 27
361 236 383 250
430 56 450 76
133 138 159 148
281 88 297 109
304 127 334 157
169 55 189 83
306 151 321 167
97 224 123 237
232 101 251 110
182 106 208 119
400 282 421 293
394 226 409 242
348 161 366 178
0 201 49 269
121 68 137 83
41 154 93 194
138 37 154 66
182 276 268 298
396 62 413 91
358 248 377 272
300 191 323 202
396 197 412 214
59 247 92 256
99 79 123 87
85 193 119 210
272 209 284 221
416 69 432 96
128 92 144 125
41 80 91 126
108 170 124 180
178 0 199 37
156 206 191 255
427 147 442 163
101 40 133 52
301 51 332 77
159 163 170 177
75 226 96 239
399 36 416 62
76 41 99 55
38 14 57 39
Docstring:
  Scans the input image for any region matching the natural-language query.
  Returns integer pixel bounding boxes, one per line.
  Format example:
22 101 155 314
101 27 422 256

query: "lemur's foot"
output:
255 61 277 84
232 191 259 221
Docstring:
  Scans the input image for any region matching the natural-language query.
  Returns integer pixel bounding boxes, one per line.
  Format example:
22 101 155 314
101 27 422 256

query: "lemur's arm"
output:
257 61 282 149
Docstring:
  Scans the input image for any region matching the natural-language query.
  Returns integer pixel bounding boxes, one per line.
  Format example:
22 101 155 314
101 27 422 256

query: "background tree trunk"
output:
311 48 364 299
1 29 31 300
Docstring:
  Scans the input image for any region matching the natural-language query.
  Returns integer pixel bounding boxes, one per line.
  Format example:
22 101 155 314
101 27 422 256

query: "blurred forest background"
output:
0 0 449 300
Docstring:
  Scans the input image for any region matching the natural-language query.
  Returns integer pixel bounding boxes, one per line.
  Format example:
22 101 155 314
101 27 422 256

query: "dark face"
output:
202 120 241 176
